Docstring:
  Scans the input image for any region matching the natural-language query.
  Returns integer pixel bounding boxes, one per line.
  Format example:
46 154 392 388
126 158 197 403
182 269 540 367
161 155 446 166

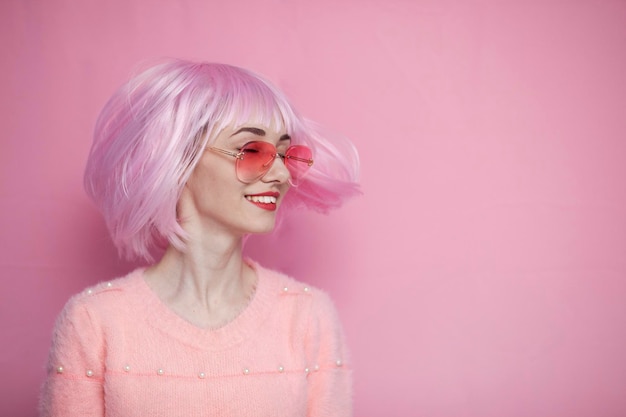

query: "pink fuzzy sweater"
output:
40 261 352 416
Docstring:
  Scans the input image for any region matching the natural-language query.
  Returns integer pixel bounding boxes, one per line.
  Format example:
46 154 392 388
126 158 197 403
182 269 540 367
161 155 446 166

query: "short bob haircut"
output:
85 59 360 262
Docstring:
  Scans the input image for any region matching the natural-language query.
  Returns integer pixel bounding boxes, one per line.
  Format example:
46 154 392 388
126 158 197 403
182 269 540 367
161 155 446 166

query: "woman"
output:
40 60 360 416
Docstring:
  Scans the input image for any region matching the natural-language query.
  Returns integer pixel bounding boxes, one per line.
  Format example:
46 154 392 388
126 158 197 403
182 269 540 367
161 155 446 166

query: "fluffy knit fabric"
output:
40 261 352 417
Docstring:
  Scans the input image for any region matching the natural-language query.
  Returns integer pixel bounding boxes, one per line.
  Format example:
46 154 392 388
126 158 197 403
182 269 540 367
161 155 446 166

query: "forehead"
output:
202 74 301 146
209 103 290 144
212 123 289 146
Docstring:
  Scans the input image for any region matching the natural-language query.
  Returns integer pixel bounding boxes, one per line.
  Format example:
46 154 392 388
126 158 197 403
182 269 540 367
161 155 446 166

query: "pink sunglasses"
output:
210 141 314 187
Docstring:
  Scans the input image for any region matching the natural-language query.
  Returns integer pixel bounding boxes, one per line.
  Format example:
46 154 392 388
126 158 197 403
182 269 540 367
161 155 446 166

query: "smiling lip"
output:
245 192 280 211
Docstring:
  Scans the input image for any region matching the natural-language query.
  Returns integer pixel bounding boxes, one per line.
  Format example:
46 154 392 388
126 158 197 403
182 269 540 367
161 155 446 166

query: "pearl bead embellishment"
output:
55 359 341 379
53 278 347 389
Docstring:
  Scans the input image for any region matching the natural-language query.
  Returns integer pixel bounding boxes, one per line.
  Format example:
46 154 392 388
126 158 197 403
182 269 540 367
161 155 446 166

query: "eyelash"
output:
236 142 289 153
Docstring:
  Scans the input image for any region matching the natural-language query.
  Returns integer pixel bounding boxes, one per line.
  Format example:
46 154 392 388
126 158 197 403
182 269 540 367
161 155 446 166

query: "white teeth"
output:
246 195 277 204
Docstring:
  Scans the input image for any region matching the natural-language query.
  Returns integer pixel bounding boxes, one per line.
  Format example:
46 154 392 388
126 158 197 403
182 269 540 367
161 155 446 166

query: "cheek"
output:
203 153 239 182
181 153 249 210
189 156 231 190
189 160 244 206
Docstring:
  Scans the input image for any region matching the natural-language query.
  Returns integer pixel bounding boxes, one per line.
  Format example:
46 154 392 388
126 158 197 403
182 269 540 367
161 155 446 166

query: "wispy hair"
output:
84 59 360 262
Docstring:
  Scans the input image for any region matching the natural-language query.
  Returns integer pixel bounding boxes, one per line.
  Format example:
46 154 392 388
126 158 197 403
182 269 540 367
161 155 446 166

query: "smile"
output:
245 195 277 204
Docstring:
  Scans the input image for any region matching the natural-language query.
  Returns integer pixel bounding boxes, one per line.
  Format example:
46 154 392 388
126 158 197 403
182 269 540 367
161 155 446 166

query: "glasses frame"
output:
209 141 314 186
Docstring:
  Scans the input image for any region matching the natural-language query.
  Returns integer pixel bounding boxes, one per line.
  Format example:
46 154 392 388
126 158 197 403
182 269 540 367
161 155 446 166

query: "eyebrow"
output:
230 127 290 141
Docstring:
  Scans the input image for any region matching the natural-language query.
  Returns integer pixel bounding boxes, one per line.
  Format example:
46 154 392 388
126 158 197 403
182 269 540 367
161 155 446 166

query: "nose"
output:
261 154 291 184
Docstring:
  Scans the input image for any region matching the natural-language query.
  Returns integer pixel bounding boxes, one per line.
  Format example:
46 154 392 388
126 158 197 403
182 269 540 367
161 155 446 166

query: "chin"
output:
243 218 277 235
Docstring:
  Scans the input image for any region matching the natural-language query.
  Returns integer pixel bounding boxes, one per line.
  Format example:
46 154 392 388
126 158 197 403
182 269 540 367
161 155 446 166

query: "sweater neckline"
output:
129 259 277 351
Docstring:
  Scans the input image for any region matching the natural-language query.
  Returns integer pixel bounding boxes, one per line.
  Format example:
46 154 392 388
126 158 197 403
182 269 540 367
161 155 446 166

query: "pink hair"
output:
84 59 360 262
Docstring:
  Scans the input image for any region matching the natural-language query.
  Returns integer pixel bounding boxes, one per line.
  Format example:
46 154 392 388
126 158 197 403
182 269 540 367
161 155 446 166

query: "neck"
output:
144 230 257 329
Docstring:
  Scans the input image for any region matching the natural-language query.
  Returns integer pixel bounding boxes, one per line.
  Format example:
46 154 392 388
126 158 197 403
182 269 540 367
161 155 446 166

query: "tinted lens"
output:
285 145 313 186
235 141 313 185
236 141 276 183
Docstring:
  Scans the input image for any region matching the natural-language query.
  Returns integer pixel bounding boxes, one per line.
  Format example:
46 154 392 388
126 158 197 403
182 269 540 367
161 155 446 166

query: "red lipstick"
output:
245 192 280 211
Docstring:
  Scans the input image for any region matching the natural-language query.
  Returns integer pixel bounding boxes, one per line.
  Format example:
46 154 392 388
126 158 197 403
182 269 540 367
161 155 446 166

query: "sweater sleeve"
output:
39 295 106 417
305 290 353 417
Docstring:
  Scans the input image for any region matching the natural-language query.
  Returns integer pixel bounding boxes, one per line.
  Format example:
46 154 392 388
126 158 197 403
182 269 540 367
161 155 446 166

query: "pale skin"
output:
143 123 292 329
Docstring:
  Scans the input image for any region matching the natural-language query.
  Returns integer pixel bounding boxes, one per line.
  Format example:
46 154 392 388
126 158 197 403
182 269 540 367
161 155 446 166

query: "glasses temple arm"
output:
209 147 242 159
285 155 314 166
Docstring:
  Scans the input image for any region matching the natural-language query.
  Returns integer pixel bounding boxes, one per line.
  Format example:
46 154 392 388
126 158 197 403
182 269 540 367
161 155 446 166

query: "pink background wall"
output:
2 1 626 416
